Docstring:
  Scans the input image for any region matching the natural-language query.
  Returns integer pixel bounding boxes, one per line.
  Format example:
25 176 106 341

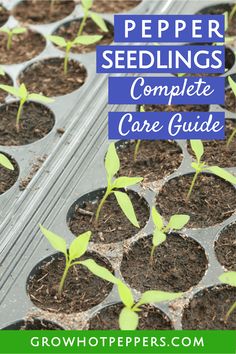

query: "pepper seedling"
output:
0 26 27 50
219 271 236 321
229 5 236 24
78 0 108 36
0 83 54 133
0 154 14 170
95 143 143 228
133 105 145 161
48 34 102 74
117 280 182 330
227 76 236 147
39 225 118 297
187 140 236 201
150 207 190 263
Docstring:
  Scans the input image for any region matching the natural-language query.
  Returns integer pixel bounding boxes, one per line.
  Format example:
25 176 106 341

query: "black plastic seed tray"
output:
0 0 236 330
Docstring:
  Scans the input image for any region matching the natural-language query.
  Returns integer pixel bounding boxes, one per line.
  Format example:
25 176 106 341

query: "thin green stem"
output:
58 262 70 297
186 171 200 202
227 128 236 148
78 10 88 36
95 188 111 225
134 140 141 161
225 301 236 322
16 99 25 133
7 32 13 50
150 244 156 264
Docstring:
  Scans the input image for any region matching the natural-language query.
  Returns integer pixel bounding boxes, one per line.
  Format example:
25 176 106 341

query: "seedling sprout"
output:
187 140 236 201
39 225 117 297
48 34 102 74
117 280 182 330
0 26 26 50
134 105 145 161
0 83 54 132
0 67 5 76
78 0 108 36
229 5 236 24
150 207 190 263
219 272 236 321
227 76 236 147
0 154 14 170
95 143 143 228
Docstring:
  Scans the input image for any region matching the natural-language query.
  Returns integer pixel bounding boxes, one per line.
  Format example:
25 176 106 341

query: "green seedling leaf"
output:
0 27 9 34
152 207 163 230
0 67 5 76
229 4 236 23
89 11 108 32
39 224 67 256
19 83 27 97
219 272 236 287
113 176 143 189
119 308 139 330
117 281 134 309
79 259 118 283
228 76 236 96
105 142 120 181
48 35 67 47
0 84 21 98
224 11 229 32
167 214 190 230
190 140 204 163
177 73 186 77
0 153 14 170
82 0 93 10
28 93 54 104
114 191 139 228
137 290 183 307
73 34 102 45
12 27 26 35
152 229 166 247
69 231 91 261
207 166 236 185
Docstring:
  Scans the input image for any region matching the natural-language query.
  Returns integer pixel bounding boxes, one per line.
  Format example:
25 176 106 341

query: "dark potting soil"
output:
18 58 87 97
0 102 54 146
182 286 236 329
143 103 209 113
54 18 114 54
13 0 75 24
0 153 19 195
117 141 183 183
68 190 149 244
0 5 8 26
120 234 207 293
92 0 142 13
187 120 236 168
0 30 46 65
27 253 114 314
224 88 236 113
215 223 236 271
157 174 236 229
4 319 63 330
0 74 13 103
88 303 173 330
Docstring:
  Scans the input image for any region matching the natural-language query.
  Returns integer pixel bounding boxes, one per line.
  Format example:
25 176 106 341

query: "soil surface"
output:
68 190 149 244
118 141 183 183
215 223 236 271
4 319 63 330
27 253 114 314
19 58 87 97
182 285 236 329
0 5 9 26
54 18 114 54
187 120 236 168
89 303 173 330
0 30 46 65
143 103 209 113
92 0 142 13
0 102 54 146
0 153 19 195
0 74 13 103
224 88 236 113
157 174 236 229
13 0 75 24
120 234 207 293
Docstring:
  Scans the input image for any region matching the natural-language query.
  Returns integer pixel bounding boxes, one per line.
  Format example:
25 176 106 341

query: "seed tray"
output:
0 0 236 330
